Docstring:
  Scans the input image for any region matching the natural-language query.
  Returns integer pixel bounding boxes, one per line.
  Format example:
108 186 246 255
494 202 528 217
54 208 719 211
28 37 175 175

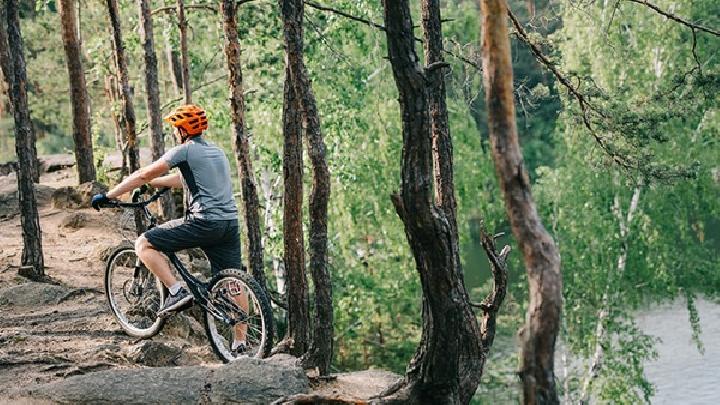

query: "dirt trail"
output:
0 167 215 396
0 166 401 402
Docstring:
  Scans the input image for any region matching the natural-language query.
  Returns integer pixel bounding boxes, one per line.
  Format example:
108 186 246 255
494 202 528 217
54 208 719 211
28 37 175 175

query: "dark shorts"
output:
144 218 242 275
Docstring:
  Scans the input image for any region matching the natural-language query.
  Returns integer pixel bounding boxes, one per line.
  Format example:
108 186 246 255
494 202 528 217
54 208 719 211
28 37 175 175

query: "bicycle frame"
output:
115 189 247 327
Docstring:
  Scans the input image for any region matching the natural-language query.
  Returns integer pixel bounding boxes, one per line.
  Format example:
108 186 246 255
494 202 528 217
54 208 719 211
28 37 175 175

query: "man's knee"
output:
135 235 154 256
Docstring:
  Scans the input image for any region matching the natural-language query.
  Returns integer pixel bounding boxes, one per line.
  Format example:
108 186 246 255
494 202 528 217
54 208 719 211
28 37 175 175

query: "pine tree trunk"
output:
1 2 38 183
138 0 174 220
279 0 332 374
4 0 44 279
58 0 96 184
0 6 12 120
422 0 456 229
177 0 191 104
107 0 139 174
380 1 486 402
165 36 183 97
280 60 309 356
479 1 562 403
221 0 266 291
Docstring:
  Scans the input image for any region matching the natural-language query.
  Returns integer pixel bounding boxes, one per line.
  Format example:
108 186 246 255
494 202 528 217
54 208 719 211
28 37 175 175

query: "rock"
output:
39 154 76 173
75 182 109 208
0 183 55 218
0 282 74 307
161 313 207 345
266 353 301 369
60 213 88 229
303 370 403 402
52 182 108 209
129 341 183 367
14 357 309 404
103 148 153 170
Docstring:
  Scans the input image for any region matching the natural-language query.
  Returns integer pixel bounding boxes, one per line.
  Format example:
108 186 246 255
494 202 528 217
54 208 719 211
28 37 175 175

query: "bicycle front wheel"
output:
203 269 273 362
104 245 166 338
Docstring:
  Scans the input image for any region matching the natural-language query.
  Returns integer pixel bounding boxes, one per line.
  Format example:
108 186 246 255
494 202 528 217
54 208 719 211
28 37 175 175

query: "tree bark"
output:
0 6 13 120
379 1 487 403
421 0 456 230
221 0 267 291
4 0 44 279
279 0 333 375
58 0 96 184
279 60 309 355
177 0 191 104
107 0 139 174
165 36 183 97
479 0 562 403
138 0 174 220
1 2 38 183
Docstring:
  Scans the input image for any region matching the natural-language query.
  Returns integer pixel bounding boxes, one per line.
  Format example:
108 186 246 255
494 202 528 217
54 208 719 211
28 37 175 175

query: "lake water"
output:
636 297 720 404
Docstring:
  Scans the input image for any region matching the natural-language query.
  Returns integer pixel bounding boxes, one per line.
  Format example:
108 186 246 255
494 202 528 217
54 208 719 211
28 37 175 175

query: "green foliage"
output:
3 0 719 403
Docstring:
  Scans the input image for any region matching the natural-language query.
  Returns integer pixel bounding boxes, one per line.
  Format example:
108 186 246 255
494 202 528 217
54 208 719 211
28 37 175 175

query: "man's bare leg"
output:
135 235 178 288
233 288 249 346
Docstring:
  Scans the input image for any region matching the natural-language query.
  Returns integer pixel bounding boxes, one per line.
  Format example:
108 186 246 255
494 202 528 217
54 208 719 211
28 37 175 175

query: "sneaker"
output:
232 341 247 357
158 287 193 316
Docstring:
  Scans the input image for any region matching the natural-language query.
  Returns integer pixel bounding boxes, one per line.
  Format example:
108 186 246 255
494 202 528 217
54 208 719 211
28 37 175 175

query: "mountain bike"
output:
99 187 273 362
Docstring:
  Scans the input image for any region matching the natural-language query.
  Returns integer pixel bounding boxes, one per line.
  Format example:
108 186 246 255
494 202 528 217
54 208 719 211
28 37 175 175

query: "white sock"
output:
169 282 182 295
232 340 246 350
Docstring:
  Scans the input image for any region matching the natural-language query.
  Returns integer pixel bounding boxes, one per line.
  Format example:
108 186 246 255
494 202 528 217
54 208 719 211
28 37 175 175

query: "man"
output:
92 104 247 353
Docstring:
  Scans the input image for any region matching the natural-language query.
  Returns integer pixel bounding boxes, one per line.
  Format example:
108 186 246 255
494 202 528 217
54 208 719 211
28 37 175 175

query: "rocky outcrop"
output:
51 181 108 209
0 282 74 307
0 179 55 218
12 357 309 404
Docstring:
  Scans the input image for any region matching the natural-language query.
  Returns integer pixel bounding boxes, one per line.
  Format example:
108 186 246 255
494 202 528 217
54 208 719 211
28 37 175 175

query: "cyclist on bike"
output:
91 104 248 354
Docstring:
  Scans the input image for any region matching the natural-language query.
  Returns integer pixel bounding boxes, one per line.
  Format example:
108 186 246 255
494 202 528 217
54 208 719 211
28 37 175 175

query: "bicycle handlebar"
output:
100 187 170 209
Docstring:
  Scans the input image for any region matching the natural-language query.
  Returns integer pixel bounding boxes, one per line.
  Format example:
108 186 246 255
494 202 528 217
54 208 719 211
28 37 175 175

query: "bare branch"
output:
626 0 720 37
304 1 481 70
152 3 218 15
477 224 510 352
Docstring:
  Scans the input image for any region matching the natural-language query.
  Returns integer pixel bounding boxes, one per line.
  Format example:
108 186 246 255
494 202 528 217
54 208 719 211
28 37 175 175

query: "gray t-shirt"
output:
161 137 238 221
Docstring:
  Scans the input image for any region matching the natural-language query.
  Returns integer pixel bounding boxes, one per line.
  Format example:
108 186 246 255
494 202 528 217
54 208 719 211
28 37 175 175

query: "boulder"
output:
129 341 183 367
40 154 76 173
14 357 309 404
0 182 55 218
59 212 88 229
0 282 74 307
161 313 207 345
51 182 107 209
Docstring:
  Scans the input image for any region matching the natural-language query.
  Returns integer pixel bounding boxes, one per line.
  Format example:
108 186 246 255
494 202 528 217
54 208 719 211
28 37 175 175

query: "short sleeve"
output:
161 144 188 169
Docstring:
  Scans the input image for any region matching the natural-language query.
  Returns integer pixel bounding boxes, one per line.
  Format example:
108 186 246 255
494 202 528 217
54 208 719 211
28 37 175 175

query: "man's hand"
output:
91 193 110 211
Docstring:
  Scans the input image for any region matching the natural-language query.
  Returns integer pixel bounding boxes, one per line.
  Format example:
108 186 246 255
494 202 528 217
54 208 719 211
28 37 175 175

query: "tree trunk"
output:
58 0 96 184
0 7 12 120
279 0 333 375
165 36 183 97
379 1 487 403
104 74 125 159
138 0 174 220
1 2 38 183
177 0 191 104
279 60 309 356
479 1 562 403
579 186 641 404
107 0 139 174
422 0 456 230
221 0 267 291
4 0 44 279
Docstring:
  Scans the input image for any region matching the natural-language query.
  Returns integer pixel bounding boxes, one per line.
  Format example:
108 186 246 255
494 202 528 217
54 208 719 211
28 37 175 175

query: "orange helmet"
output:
163 104 208 136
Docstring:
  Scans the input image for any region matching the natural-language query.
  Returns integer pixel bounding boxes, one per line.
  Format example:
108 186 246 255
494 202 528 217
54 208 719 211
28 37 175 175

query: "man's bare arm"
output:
149 173 183 189
107 160 171 199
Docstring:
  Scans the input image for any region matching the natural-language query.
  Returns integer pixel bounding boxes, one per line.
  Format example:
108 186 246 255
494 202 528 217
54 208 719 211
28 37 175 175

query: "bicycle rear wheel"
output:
203 269 273 362
105 245 166 337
